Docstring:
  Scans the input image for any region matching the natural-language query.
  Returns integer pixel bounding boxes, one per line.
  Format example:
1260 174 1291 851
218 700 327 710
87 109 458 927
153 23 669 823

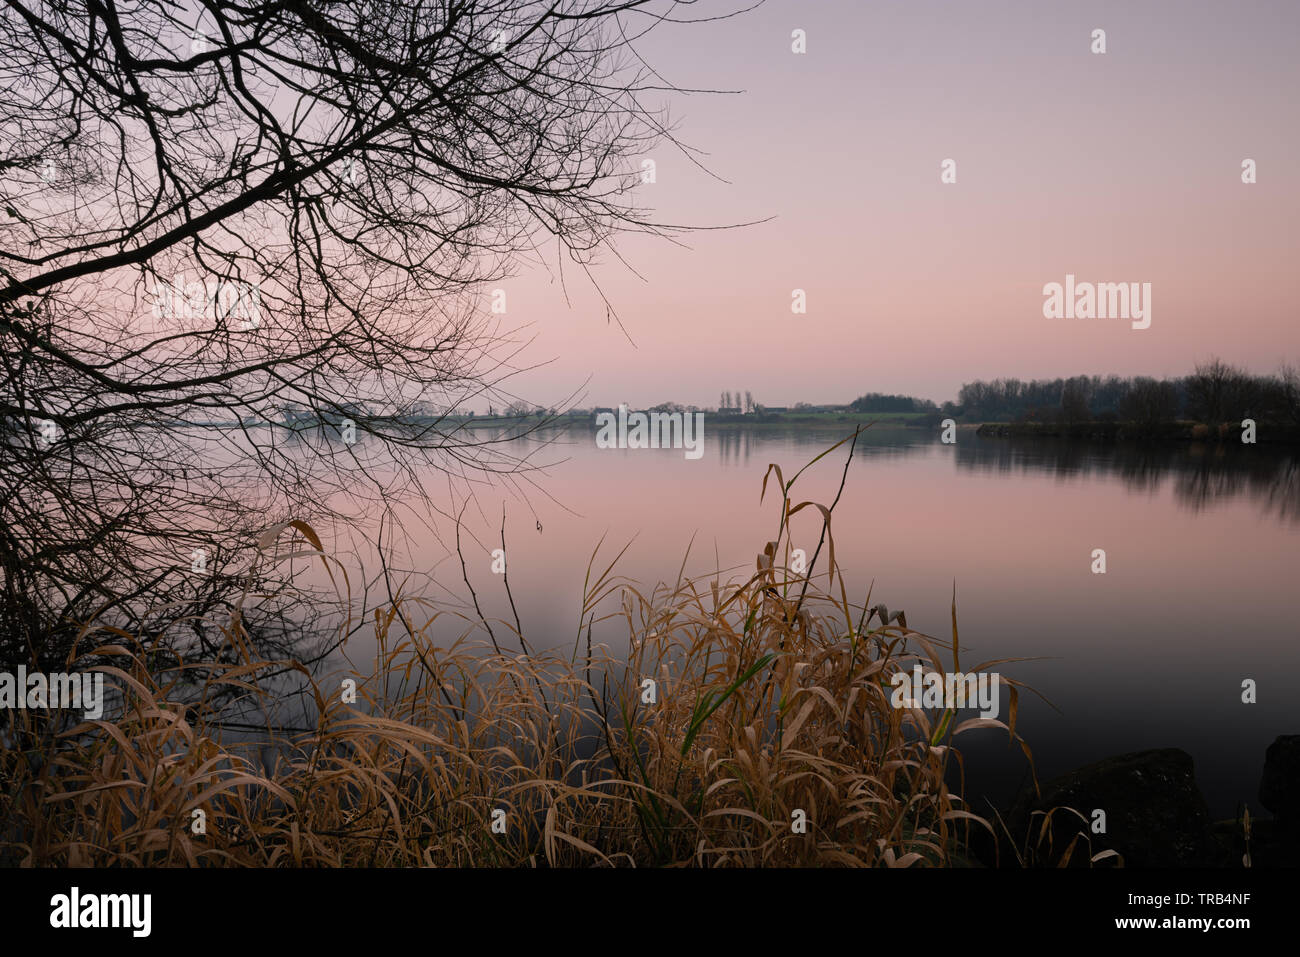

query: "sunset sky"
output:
499 0 1299 410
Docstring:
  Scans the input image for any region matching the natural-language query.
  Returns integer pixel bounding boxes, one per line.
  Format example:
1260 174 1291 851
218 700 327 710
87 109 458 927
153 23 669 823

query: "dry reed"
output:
0 432 1116 867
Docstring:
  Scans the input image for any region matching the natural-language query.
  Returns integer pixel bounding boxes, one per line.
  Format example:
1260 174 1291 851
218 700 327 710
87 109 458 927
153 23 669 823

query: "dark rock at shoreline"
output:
1259 735 1300 824
999 749 1213 867
966 740 1300 867
1210 815 1298 867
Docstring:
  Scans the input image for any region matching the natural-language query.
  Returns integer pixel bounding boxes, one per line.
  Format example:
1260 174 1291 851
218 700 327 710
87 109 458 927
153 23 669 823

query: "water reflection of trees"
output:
502 425 1300 523
713 427 928 468
952 437 1300 522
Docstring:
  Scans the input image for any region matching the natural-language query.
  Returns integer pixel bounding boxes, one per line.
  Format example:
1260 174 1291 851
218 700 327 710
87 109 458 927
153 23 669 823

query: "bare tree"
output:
0 0 746 664
1059 376 1092 425
1280 364 1300 431
1119 377 1180 430
1185 358 1239 427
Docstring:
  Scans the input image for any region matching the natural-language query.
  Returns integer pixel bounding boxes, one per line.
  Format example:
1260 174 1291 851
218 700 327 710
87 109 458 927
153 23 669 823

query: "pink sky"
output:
495 0 1299 410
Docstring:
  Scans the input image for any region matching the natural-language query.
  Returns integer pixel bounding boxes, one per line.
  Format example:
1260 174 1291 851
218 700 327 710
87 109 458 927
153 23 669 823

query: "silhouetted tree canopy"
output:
0 0 741 663
950 363 1298 430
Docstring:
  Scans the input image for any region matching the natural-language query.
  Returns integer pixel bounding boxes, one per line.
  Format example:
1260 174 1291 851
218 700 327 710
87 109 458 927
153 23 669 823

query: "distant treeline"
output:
848 393 940 414
854 359 1300 433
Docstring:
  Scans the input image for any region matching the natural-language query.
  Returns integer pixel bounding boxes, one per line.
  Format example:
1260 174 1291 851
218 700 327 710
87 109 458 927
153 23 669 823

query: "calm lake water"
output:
301 424 1300 820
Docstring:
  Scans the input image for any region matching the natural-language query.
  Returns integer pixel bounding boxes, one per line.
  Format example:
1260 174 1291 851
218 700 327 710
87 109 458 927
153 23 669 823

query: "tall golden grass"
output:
0 431 1115 867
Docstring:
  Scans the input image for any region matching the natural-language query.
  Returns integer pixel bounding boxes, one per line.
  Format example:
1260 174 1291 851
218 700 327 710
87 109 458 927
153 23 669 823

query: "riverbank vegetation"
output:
0 437 1107 868
952 359 1300 437
442 357 1300 439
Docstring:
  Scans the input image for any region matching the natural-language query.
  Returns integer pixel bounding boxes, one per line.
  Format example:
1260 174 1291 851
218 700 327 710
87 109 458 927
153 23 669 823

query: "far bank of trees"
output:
848 392 940 414
948 360 1300 433
845 360 1300 436
593 359 1299 431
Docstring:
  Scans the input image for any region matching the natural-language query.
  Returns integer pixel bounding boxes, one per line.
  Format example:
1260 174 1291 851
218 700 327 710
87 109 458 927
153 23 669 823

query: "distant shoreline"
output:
153 412 1300 446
